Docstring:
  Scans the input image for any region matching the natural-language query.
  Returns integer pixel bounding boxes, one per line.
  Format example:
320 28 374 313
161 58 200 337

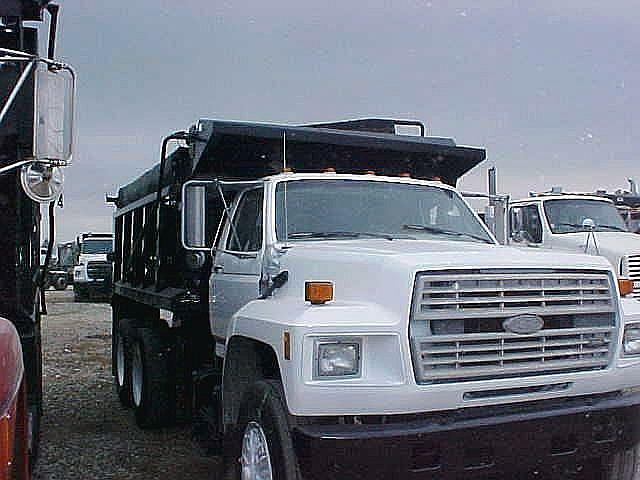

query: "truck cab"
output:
73 233 113 302
509 194 640 298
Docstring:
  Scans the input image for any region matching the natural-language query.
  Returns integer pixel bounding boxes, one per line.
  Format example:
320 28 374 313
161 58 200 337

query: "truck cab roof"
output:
511 194 614 205
253 172 460 189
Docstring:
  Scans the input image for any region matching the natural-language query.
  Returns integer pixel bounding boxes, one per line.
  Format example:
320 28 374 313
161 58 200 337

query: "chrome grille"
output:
410 270 616 384
87 261 111 280
625 255 640 298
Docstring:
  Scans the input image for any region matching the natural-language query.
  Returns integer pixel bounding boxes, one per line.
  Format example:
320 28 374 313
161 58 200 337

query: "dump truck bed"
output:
116 118 486 208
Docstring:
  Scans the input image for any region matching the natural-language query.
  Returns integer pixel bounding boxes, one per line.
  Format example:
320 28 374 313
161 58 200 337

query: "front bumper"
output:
292 392 640 479
74 280 112 299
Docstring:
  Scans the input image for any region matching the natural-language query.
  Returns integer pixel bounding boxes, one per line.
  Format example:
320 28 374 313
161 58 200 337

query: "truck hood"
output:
547 232 640 269
281 238 611 270
277 239 613 316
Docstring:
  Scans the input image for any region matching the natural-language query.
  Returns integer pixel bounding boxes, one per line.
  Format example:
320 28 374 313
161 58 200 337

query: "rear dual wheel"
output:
114 320 134 408
114 320 176 428
129 327 176 428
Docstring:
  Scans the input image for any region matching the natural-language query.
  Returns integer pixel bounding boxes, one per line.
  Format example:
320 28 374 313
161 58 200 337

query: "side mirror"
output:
510 208 524 242
34 68 75 164
182 182 207 250
181 180 217 251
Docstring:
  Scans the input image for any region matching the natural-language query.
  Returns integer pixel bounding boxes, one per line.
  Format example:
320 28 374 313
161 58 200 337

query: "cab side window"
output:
226 188 263 252
511 205 543 243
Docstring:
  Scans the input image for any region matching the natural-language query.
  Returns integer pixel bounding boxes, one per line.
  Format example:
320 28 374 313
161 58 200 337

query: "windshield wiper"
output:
555 222 588 231
402 224 493 244
555 222 627 232
598 224 628 232
288 231 402 241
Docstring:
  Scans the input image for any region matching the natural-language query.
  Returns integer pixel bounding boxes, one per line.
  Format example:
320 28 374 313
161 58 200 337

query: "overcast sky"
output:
47 0 639 241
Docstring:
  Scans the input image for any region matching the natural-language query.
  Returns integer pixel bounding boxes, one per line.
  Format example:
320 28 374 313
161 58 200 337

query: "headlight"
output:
315 339 361 378
624 324 640 355
620 256 629 278
74 265 87 281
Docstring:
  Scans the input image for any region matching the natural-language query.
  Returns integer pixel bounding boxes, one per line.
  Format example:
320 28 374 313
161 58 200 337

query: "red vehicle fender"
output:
0 318 28 480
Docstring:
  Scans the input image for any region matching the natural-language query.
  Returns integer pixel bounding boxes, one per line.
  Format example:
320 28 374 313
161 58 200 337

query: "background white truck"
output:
109 119 640 479
73 232 113 301
509 192 640 298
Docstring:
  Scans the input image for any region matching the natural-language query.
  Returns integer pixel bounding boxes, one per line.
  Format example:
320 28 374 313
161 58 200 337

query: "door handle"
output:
213 265 224 273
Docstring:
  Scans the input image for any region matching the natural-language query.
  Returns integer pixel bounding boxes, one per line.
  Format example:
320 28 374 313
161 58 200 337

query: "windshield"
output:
58 246 76 266
543 199 628 234
275 179 494 244
81 239 113 254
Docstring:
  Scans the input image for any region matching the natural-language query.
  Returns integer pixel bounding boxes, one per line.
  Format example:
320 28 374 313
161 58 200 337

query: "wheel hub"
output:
131 342 143 407
116 335 125 388
240 421 273 480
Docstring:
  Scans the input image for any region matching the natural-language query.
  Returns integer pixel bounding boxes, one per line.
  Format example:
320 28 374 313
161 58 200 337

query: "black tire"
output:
224 380 300 480
27 318 43 468
114 318 135 408
130 327 176 428
73 289 84 302
28 402 41 467
54 277 67 291
603 445 639 479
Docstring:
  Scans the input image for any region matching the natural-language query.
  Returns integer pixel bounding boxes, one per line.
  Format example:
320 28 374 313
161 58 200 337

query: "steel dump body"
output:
116 119 485 207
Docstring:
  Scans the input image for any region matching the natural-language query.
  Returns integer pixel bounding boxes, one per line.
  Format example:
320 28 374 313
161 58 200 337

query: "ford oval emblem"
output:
502 314 544 335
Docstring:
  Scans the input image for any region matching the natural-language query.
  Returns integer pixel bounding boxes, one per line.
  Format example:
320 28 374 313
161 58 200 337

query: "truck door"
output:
210 186 264 341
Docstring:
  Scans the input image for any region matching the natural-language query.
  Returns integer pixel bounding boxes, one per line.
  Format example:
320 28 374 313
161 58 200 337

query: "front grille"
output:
87 261 111 280
410 270 616 384
625 255 640 298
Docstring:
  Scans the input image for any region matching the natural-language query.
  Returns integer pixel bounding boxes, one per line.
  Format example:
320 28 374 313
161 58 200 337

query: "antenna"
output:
283 131 287 171
283 130 289 244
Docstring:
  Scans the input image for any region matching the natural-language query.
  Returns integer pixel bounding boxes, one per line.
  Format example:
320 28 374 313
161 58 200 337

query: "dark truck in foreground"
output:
109 118 640 479
0 0 75 475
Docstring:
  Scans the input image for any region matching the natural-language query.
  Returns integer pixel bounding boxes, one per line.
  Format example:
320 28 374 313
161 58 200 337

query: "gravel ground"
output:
33 289 220 480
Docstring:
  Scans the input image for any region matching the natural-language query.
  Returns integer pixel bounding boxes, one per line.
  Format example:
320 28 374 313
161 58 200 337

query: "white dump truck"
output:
109 119 640 479
509 192 640 298
73 232 113 301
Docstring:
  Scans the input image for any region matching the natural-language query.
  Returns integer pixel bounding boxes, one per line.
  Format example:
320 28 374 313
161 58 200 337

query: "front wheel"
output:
54 277 67 291
224 380 300 480
603 445 639 479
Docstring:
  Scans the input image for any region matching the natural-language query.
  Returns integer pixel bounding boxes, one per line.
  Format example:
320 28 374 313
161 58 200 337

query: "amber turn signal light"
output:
305 282 334 305
619 278 634 297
